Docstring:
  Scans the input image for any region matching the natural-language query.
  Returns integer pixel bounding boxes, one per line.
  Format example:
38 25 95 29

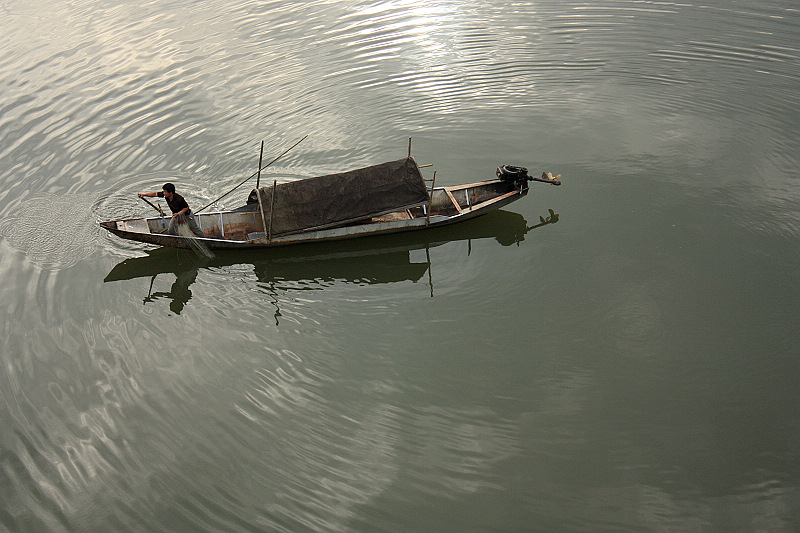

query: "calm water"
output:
1 1 799 531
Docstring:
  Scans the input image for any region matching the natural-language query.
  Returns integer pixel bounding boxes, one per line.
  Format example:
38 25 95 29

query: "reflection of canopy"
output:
257 157 429 236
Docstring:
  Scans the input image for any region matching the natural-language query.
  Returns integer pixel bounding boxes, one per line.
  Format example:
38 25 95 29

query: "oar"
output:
141 196 166 216
141 197 173 234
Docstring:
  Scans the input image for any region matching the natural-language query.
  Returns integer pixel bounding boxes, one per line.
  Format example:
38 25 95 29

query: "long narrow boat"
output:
100 155 560 250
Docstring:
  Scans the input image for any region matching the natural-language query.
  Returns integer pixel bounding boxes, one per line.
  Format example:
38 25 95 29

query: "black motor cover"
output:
496 165 529 181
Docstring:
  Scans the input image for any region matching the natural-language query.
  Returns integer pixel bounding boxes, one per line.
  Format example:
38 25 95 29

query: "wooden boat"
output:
99 156 560 250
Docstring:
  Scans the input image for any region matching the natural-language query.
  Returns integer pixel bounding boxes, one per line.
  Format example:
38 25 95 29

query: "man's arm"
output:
138 191 159 198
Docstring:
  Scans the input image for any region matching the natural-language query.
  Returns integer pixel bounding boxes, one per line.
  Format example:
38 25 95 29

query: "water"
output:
1 1 799 531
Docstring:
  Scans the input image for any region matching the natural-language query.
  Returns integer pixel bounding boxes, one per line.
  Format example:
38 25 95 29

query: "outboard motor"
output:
496 165 530 185
497 165 562 186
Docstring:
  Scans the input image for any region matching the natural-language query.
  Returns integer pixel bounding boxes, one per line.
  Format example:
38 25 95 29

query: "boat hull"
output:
101 179 531 250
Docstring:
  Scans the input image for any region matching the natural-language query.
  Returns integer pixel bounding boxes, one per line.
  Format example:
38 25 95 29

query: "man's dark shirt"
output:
157 191 191 214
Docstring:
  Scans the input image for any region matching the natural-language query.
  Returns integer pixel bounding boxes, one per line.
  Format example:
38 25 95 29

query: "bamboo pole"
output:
256 140 264 189
267 179 277 243
255 188 268 242
196 134 307 214
427 171 436 226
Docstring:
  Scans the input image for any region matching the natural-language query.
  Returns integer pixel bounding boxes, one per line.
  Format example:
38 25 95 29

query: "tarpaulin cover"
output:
257 157 429 236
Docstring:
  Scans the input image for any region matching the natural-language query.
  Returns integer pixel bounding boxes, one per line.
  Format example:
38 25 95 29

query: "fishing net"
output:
257 157 429 236
174 214 213 258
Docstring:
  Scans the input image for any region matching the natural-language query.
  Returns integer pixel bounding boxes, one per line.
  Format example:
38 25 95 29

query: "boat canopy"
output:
256 157 430 236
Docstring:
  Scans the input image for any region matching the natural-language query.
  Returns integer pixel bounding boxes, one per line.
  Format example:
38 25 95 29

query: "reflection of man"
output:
138 183 204 237
144 268 198 315
167 269 198 314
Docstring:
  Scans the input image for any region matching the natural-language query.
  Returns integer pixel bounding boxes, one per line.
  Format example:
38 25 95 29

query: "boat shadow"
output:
104 208 559 315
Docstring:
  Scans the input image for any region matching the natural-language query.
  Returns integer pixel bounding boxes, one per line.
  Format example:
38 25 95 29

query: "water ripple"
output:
0 193 99 270
2 0 800 530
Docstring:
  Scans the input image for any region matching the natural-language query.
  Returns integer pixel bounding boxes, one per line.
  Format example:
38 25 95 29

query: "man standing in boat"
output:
138 183 205 238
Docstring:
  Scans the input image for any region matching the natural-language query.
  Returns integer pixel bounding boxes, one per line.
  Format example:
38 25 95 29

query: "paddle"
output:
140 196 166 216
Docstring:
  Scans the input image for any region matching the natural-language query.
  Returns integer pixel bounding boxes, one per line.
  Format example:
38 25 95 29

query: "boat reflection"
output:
104 208 558 315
